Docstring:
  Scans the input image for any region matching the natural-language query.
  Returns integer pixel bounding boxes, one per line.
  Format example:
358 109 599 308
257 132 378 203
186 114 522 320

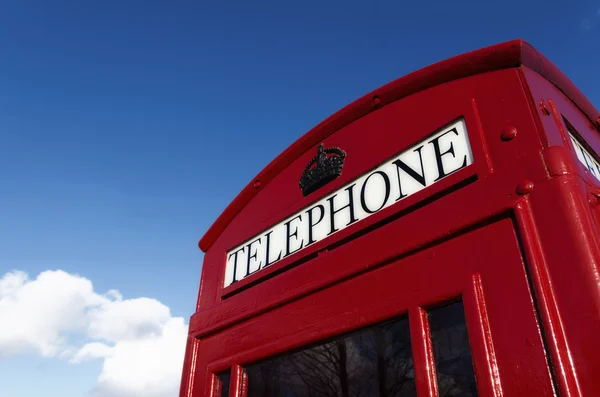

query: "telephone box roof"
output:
199 39 600 253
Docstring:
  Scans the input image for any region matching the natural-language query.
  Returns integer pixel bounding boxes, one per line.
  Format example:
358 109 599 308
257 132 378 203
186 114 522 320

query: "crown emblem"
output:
299 144 346 196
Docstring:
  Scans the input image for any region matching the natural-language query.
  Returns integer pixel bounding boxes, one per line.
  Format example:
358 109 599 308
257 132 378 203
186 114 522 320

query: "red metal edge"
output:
198 38 600 253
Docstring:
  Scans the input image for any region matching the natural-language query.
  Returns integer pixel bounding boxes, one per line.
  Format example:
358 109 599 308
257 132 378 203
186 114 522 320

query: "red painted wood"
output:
180 40 600 397
463 274 503 397
409 307 438 397
178 336 199 397
230 365 244 397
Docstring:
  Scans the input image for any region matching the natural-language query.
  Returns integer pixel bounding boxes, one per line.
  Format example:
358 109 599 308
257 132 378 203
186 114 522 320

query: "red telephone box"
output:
179 39 600 397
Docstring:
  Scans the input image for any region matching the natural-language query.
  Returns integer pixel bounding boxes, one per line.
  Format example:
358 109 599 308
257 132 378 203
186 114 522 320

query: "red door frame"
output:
179 40 600 397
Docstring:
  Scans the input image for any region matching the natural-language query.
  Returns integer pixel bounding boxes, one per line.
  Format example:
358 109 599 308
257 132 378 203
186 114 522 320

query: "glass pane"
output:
245 316 416 397
216 370 231 397
428 300 478 397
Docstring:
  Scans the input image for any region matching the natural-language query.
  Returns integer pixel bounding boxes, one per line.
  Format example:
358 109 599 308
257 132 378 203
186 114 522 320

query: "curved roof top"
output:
199 39 600 252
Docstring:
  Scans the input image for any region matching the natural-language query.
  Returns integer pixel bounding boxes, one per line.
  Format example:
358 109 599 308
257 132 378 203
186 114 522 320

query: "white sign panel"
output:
224 118 473 287
569 133 600 182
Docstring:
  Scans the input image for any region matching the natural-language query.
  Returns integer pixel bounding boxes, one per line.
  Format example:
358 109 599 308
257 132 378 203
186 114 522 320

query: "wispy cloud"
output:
581 18 594 31
581 8 600 31
0 269 187 397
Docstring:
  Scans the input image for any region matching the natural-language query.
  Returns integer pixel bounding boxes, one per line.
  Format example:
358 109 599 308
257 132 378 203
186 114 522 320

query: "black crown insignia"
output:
299 144 346 196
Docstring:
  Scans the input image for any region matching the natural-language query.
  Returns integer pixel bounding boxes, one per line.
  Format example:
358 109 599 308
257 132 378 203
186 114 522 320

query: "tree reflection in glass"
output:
429 300 478 396
216 370 231 397
244 316 416 397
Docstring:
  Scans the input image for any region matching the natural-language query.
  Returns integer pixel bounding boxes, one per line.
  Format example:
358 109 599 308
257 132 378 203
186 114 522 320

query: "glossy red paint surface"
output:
198 38 599 254
180 40 600 397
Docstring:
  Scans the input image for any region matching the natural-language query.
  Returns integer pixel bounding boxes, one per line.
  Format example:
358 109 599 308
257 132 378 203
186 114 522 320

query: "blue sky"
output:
0 1 598 396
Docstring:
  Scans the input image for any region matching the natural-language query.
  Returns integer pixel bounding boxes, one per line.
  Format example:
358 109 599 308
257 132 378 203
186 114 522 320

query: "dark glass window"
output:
245 316 416 397
428 300 478 397
216 370 231 397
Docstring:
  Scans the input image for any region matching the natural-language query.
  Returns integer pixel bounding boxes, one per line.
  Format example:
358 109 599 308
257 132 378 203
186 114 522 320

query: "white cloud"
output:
0 269 98 358
87 295 172 342
0 269 188 397
91 317 188 397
